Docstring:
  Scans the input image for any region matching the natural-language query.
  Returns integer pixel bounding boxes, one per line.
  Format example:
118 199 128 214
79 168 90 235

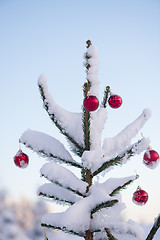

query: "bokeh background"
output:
0 0 160 225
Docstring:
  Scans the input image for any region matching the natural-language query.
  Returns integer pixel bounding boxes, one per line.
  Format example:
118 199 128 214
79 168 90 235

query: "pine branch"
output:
91 199 118 215
38 182 81 205
146 214 160 240
110 175 139 197
93 138 145 176
20 140 83 169
102 86 110 108
105 228 117 240
41 223 84 237
41 174 86 198
93 147 134 176
38 83 84 157
38 192 74 205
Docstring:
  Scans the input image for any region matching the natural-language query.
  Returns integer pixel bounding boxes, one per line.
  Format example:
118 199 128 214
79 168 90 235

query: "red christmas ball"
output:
143 150 159 169
132 187 148 206
108 94 122 109
83 95 99 111
14 150 29 168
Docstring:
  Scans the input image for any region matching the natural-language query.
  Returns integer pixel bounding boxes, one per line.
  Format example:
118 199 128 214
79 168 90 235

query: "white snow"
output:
20 129 76 164
41 182 116 235
86 44 99 97
38 183 82 204
46 230 84 240
40 162 88 195
38 75 84 148
81 148 105 171
102 108 151 157
90 107 107 149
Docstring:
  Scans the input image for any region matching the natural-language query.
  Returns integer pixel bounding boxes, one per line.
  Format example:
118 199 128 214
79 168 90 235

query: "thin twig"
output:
146 214 160 240
41 223 84 237
91 200 118 215
102 86 110 108
110 175 139 196
105 228 117 240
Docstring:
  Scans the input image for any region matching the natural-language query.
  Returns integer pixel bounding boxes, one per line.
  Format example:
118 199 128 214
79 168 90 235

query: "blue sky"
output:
0 0 160 224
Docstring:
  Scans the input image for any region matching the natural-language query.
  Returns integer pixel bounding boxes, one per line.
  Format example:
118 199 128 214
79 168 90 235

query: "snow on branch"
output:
40 162 88 197
20 129 82 168
90 107 107 149
41 222 84 237
85 41 99 97
93 137 150 176
45 231 84 240
94 176 138 198
109 175 139 197
103 108 152 157
91 200 118 215
41 202 90 237
38 183 82 205
38 75 84 156
41 188 118 237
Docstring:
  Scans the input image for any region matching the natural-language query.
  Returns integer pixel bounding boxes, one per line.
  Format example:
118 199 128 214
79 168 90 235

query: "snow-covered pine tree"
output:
20 40 160 240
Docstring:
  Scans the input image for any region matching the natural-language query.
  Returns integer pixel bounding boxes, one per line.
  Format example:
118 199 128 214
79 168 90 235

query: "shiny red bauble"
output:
14 149 29 168
108 94 122 109
83 95 99 111
143 150 159 169
132 187 148 205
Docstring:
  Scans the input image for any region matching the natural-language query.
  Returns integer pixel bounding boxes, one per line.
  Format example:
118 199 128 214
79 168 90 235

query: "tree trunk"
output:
85 230 93 240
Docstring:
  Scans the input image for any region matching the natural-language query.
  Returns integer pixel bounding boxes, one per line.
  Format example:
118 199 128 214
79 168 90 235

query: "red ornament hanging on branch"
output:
83 95 99 111
108 94 122 109
132 186 148 206
143 148 159 169
14 149 29 168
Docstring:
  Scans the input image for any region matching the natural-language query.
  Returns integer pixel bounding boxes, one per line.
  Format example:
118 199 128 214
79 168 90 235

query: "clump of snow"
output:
40 162 88 195
131 137 150 155
38 75 84 147
20 129 76 163
90 108 107 149
41 180 116 235
38 182 82 205
86 45 99 97
81 148 105 171
102 109 151 157
46 230 84 240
